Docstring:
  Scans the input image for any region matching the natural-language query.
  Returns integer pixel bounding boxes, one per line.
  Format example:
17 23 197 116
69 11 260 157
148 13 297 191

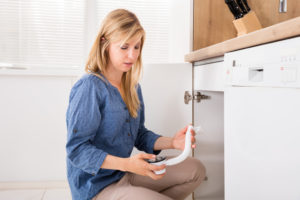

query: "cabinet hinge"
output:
184 91 210 104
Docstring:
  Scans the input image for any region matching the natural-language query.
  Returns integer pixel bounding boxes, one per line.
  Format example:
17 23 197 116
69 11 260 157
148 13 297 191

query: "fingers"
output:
148 163 166 171
146 170 165 180
184 124 196 136
181 125 188 133
191 133 196 149
147 162 166 180
191 129 196 136
138 153 155 160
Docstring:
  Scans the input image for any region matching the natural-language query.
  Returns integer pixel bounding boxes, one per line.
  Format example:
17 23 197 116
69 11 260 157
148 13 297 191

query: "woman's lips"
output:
124 62 133 67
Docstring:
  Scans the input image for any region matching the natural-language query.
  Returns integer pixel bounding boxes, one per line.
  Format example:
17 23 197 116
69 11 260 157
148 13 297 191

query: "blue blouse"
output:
66 73 161 200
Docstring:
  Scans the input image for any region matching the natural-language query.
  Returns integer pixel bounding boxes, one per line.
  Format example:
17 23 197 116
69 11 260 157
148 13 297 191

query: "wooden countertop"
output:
185 16 300 63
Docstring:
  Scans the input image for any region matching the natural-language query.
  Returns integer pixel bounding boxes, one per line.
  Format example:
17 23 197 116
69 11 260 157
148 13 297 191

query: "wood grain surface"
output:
187 16 300 62
193 0 300 51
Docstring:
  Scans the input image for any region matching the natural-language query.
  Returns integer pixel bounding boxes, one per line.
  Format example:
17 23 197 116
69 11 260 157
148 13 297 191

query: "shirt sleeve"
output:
134 85 162 155
66 77 107 175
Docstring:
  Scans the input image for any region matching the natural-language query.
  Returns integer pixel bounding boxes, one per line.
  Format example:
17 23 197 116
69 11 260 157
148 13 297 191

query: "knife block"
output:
233 11 262 36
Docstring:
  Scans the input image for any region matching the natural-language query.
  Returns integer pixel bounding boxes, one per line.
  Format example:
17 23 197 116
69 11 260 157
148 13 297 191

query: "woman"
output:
66 9 206 200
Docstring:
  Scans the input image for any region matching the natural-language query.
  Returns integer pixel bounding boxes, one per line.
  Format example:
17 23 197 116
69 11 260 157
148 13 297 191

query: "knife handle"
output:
225 0 244 19
225 0 237 17
242 0 251 12
236 0 248 14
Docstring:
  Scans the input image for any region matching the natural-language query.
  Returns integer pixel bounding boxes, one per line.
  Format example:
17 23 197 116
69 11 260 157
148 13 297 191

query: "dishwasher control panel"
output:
224 36 300 88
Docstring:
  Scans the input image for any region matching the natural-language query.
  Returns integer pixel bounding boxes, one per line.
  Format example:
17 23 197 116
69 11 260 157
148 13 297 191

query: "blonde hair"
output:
85 9 145 118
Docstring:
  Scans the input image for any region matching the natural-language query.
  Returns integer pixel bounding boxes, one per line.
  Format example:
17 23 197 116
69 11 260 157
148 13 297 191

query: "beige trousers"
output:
93 157 206 200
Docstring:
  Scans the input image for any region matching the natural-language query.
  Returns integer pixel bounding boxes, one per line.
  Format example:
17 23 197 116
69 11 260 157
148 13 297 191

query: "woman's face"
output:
107 35 141 74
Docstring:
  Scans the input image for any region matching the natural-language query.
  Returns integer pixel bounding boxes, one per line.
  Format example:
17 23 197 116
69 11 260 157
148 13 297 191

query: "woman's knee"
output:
183 157 206 182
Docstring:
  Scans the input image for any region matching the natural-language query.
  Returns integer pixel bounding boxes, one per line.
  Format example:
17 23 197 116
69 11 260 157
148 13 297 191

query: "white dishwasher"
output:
224 36 300 200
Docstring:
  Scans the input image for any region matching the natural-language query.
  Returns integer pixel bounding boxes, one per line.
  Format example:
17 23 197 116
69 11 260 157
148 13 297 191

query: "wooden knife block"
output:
233 11 262 36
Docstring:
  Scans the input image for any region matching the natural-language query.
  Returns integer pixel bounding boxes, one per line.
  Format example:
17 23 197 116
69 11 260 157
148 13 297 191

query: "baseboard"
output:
0 181 69 190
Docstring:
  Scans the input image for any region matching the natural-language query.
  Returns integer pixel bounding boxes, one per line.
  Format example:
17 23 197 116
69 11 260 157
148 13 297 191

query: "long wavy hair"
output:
85 9 145 118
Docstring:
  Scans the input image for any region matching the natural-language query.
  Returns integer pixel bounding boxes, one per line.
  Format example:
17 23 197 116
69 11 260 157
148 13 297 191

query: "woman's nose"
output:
128 49 138 59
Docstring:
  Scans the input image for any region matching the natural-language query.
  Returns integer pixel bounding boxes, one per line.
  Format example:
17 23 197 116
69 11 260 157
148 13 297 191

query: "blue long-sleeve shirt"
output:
66 73 161 200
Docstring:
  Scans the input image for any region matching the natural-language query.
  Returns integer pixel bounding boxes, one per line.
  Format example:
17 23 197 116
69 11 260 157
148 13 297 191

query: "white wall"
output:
168 0 193 63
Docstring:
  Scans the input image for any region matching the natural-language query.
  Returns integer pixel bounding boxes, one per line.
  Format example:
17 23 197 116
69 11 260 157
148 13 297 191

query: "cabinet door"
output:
139 63 192 200
193 64 224 200
0 76 73 181
139 62 224 200
139 63 192 156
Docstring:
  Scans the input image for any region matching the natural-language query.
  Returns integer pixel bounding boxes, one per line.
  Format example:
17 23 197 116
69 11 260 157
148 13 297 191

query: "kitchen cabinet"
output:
193 0 300 50
139 63 193 200
193 58 225 200
140 60 225 200
139 63 193 159
0 75 75 181
193 0 235 50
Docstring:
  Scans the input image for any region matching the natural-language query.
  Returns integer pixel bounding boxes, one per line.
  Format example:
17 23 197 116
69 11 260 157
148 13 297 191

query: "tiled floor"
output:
0 188 72 200
0 188 193 200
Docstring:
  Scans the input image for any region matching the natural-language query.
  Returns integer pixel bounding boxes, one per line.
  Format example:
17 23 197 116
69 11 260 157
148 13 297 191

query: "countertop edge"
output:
185 16 300 63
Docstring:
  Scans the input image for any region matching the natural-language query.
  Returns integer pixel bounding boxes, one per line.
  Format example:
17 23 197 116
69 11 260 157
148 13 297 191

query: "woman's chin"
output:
122 65 133 72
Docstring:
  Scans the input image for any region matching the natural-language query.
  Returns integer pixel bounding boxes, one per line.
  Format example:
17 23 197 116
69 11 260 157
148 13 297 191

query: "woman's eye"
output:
120 46 128 50
134 46 140 50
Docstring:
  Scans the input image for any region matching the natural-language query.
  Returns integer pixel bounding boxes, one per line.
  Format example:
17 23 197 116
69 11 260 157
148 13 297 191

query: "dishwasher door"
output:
224 36 300 200
225 86 300 200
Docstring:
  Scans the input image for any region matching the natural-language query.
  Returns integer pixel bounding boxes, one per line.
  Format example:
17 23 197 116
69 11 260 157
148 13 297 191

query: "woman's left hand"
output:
171 125 196 150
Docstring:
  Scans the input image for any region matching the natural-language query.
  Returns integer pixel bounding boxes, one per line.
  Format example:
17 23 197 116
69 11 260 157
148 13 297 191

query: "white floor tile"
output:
42 189 71 200
0 189 45 200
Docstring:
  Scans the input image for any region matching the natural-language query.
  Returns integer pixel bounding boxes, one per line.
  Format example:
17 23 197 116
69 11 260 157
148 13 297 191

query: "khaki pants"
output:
93 157 206 200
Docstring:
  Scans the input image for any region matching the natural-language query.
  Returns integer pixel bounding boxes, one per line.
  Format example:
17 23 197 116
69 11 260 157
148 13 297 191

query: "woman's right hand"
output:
125 153 166 180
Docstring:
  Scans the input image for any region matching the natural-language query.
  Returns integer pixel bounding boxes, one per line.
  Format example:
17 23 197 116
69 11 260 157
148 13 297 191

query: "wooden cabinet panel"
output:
193 0 300 51
193 0 236 51
249 0 300 27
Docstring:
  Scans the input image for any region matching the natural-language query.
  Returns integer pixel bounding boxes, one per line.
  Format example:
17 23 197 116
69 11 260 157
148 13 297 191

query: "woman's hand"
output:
171 125 196 150
124 153 166 180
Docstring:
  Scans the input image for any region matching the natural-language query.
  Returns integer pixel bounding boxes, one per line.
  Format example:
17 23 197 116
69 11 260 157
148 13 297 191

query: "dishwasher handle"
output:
249 67 264 82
